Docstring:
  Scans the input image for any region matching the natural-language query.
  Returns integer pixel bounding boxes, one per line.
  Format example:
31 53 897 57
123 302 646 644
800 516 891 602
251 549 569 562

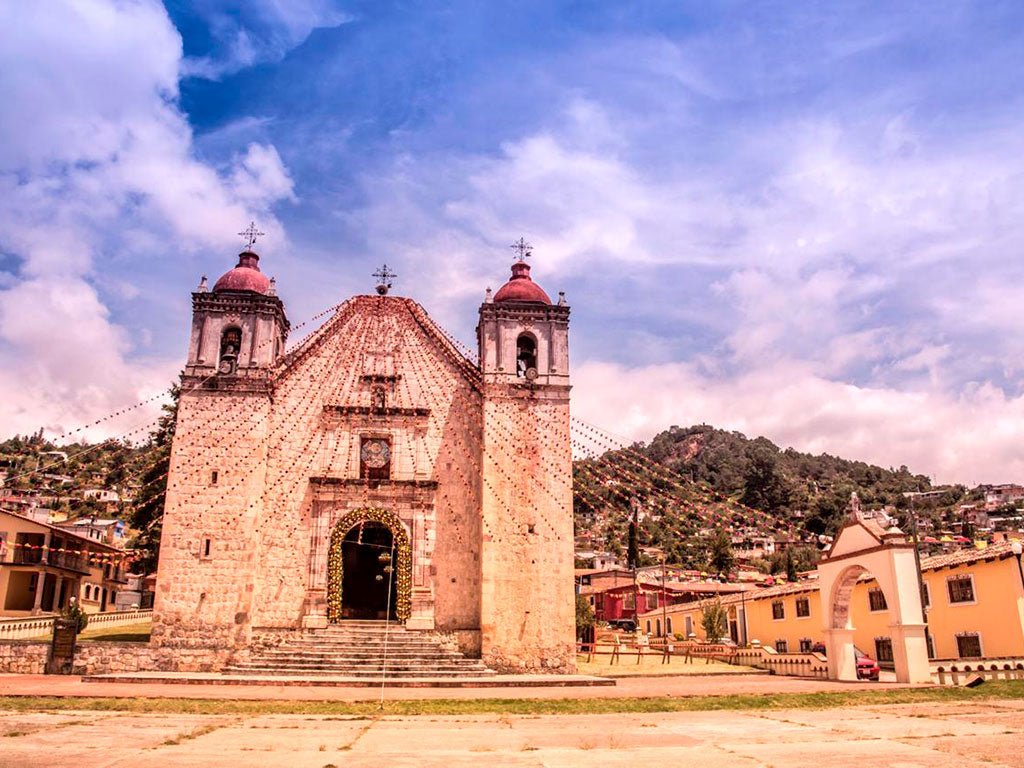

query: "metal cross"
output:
238 221 265 250
373 264 397 294
510 237 532 262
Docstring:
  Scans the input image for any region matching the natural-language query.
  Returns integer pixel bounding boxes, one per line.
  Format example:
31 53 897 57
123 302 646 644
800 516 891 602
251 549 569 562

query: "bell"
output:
382 566 393 574
378 552 391 563
375 575 384 582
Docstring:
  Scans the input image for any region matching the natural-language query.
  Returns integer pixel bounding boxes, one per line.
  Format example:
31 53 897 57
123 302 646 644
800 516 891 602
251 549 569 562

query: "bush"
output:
62 599 89 634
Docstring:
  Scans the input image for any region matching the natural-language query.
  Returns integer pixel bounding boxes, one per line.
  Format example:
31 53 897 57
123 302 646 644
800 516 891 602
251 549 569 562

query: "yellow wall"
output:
647 554 1024 662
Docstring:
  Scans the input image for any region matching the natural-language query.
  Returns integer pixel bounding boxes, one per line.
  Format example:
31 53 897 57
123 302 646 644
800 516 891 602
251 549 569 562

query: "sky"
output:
2 0 1024 484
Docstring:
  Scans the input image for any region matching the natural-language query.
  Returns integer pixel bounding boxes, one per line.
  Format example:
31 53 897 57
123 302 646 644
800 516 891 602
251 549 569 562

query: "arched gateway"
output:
817 509 931 683
327 509 412 623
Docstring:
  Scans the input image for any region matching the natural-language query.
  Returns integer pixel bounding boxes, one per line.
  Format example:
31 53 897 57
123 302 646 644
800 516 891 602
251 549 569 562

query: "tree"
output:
700 598 728 642
128 383 178 574
575 594 596 641
740 446 792 514
707 527 734 574
626 510 639 570
784 548 798 582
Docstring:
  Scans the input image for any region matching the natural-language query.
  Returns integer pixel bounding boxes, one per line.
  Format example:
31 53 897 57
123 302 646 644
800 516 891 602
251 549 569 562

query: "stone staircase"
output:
223 620 496 678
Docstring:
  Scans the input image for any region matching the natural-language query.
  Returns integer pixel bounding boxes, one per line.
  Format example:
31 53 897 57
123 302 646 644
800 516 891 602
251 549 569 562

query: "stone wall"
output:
0 640 235 675
0 641 49 674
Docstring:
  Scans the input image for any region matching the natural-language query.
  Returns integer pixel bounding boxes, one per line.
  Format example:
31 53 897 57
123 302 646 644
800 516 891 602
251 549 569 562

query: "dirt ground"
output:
2 698 1023 767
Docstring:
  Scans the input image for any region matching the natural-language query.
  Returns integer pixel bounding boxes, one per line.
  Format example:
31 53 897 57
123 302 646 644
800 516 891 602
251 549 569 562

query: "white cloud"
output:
0 0 296 440
573 360 1024 485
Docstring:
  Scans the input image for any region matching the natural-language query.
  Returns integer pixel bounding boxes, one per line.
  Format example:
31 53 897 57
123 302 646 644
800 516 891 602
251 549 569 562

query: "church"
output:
151 239 576 674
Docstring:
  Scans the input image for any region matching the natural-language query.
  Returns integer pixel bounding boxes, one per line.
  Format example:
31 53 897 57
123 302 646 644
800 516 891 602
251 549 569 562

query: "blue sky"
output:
2 1 1024 482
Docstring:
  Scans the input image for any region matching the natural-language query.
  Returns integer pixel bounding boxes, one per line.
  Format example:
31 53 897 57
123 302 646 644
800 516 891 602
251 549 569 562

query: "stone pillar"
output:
889 621 931 683
824 627 858 681
31 572 45 614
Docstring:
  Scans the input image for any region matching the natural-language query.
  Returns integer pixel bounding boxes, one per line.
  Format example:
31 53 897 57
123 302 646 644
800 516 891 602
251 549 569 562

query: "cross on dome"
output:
509 237 532 262
238 221 265 251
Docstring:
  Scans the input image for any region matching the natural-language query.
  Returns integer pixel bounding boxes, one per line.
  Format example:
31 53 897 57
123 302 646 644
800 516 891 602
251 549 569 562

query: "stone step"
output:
231 622 494 678
222 667 495 678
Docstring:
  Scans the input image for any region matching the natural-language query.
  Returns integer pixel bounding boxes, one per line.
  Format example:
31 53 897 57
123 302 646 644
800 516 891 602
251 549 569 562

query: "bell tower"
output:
152 230 289 657
185 248 289 387
477 241 575 673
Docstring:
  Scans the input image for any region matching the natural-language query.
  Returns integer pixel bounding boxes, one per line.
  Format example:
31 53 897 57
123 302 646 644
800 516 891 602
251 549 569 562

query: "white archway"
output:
817 513 931 683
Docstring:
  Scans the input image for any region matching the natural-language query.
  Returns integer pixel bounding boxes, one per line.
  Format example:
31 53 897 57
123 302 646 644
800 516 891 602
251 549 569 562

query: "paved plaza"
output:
2 698 1024 767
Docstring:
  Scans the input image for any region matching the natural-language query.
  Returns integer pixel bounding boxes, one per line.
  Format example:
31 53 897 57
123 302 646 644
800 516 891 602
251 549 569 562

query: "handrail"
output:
0 609 152 641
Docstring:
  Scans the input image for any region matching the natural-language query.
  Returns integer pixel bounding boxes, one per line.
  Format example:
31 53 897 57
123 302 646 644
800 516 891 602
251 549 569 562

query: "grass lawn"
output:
576 653 758 677
1 681 1022 717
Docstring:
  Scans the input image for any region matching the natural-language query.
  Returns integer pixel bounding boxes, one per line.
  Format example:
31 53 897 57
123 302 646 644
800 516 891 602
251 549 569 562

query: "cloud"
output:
0 0 296 440
346 89 1024 480
179 0 351 80
572 360 1024 486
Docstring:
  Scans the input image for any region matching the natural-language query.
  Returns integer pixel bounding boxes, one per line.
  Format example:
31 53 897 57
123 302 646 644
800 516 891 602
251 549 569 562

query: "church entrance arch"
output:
327 509 411 623
817 511 931 683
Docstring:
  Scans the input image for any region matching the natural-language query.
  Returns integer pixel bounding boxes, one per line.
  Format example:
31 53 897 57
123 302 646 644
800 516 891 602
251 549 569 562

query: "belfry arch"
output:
326 508 412 624
817 511 931 683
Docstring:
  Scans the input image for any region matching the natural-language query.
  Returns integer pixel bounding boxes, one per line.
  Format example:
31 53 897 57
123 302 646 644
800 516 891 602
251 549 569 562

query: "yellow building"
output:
0 510 129 616
640 540 1024 663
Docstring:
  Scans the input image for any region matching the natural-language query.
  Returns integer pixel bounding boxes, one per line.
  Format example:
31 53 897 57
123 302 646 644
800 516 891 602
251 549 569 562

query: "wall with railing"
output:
0 609 151 641
931 659 1024 685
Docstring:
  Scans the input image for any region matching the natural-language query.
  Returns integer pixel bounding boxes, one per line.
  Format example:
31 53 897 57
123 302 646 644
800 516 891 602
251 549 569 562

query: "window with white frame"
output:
795 597 810 617
947 575 975 604
775 639 788 653
956 632 982 658
799 638 813 652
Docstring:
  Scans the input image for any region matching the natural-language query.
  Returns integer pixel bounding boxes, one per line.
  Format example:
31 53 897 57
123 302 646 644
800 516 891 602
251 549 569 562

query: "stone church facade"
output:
151 248 575 673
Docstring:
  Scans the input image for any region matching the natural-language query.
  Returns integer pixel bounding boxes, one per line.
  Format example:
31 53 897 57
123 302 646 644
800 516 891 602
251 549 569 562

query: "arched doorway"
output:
817 513 931 683
326 508 412 623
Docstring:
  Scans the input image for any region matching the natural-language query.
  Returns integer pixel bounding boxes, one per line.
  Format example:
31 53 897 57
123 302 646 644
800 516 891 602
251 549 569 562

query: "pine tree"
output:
708 527 734 575
128 383 178 574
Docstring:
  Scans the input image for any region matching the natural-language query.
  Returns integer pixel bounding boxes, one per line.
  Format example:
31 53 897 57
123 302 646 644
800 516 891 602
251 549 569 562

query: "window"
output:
656 619 662 636
947 575 975 604
516 334 537 377
926 629 935 660
772 600 785 620
868 588 888 612
666 617 673 635
956 633 982 658
623 591 635 610
684 616 693 637
648 592 659 609
371 385 387 412
359 437 392 481
922 582 931 609
874 637 894 663
218 327 241 375
200 538 212 559
210 470 219 486
595 593 604 610
646 620 652 633
776 640 788 653
795 597 810 618
799 638 813 653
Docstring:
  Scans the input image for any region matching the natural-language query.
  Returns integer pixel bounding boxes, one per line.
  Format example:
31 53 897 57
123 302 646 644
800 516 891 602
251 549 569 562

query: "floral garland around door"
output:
326 508 412 623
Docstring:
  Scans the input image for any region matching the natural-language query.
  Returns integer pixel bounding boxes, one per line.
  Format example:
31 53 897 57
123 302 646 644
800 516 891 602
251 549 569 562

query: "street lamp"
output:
1011 539 1024 590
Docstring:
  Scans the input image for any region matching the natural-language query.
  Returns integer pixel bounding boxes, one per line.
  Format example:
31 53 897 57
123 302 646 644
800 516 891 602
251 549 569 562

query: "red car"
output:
811 643 880 681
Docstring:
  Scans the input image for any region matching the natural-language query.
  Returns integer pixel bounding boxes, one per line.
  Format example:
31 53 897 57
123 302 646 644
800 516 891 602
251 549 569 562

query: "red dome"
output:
493 262 551 304
213 251 271 294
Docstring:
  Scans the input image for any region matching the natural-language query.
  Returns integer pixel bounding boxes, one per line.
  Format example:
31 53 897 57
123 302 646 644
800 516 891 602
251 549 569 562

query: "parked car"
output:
809 642 880 681
606 619 637 632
